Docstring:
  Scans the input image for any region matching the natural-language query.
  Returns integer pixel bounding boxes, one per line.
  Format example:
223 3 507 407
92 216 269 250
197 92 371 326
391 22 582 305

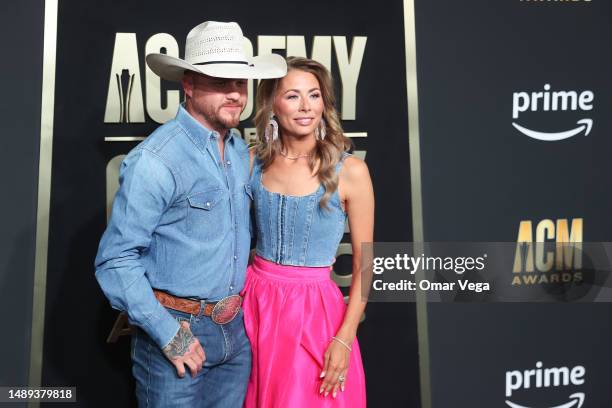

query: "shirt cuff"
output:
145 303 181 349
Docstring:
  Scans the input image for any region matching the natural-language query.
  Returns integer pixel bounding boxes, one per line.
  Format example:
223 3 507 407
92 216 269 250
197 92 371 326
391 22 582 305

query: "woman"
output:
241 57 374 407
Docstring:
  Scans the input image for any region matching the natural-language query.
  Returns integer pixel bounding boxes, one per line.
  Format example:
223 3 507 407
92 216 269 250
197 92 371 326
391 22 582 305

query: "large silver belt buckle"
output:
211 295 242 325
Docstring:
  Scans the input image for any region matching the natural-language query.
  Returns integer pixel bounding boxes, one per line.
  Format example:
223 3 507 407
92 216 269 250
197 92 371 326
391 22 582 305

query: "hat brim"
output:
146 53 287 82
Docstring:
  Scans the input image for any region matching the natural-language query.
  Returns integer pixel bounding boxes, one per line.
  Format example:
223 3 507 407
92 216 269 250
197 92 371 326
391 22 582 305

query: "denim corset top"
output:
250 153 349 267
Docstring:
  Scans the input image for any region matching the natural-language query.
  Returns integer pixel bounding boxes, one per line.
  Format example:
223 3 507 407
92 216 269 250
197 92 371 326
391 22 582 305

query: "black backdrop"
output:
0 0 44 395
415 1 612 407
40 0 419 406
5 1 612 407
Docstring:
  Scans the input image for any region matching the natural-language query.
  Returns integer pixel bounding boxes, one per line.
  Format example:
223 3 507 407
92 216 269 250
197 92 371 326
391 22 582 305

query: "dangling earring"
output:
264 113 279 143
264 113 278 143
316 118 326 141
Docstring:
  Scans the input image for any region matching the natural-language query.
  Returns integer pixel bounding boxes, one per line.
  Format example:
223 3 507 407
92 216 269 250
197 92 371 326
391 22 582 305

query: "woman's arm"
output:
336 156 374 343
320 156 374 398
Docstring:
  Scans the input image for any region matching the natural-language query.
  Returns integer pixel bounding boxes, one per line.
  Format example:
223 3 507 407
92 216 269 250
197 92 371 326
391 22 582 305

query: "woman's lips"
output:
294 118 314 125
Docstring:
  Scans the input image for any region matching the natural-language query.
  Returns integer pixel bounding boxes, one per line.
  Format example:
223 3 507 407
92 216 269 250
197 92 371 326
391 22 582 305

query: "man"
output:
95 21 286 407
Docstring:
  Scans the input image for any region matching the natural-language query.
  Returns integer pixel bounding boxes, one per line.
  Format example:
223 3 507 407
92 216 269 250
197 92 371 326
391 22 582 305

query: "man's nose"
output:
226 80 245 100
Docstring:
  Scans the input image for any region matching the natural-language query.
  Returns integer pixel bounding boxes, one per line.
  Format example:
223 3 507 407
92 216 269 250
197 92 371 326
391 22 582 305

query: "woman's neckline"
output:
259 170 322 198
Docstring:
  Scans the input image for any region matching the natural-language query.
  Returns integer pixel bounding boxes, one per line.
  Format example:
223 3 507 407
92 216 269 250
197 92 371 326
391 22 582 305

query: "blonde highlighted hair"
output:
253 56 352 207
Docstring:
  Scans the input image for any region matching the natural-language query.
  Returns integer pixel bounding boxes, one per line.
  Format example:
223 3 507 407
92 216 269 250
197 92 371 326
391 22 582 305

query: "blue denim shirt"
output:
95 106 252 349
250 153 348 266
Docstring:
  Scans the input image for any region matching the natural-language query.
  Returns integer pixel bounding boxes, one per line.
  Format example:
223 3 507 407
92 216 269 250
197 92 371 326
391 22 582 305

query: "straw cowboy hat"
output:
146 21 287 81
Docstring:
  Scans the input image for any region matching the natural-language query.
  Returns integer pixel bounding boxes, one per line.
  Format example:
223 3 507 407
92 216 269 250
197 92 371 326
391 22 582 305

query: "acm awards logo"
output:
103 33 178 125
505 362 586 408
103 32 367 131
512 85 594 142
512 218 583 286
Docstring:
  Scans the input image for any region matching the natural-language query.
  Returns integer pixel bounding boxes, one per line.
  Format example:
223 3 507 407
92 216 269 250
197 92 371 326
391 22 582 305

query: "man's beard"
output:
215 111 241 129
205 105 242 131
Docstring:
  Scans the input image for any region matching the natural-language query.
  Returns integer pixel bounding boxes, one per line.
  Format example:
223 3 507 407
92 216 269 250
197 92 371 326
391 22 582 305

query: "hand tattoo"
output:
162 325 195 360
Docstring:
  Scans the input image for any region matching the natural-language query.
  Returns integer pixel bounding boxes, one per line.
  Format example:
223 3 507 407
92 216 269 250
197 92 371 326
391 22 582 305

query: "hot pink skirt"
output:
241 255 366 407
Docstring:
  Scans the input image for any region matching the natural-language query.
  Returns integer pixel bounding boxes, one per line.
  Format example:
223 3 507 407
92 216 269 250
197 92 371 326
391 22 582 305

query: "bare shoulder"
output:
340 155 371 182
338 155 373 203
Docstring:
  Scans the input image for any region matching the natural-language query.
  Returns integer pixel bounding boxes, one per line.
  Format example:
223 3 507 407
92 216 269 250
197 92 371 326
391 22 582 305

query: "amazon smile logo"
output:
512 84 595 142
505 393 584 408
505 362 586 408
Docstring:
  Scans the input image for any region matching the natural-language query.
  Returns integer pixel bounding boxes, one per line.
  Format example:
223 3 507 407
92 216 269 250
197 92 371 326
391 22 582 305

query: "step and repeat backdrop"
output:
26 0 612 406
40 0 418 406
415 0 612 407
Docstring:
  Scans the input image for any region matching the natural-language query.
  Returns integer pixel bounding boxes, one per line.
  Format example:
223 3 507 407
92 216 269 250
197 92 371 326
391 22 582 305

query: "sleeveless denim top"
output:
250 152 350 267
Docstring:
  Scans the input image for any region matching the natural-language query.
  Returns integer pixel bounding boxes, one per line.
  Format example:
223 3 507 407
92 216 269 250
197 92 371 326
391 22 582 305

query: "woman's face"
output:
272 69 325 139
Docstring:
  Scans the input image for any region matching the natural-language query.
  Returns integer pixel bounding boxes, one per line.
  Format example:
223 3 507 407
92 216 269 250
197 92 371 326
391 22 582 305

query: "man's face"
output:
182 72 248 133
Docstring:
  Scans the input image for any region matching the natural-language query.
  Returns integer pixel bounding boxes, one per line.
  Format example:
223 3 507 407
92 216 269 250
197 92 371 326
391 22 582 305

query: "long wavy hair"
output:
253 56 352 208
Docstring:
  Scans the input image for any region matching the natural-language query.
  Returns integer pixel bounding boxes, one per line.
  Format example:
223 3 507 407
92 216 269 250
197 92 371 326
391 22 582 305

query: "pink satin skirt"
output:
241 256 366 407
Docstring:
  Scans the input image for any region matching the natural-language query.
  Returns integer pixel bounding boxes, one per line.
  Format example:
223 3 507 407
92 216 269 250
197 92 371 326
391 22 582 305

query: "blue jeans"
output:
131 307 251 407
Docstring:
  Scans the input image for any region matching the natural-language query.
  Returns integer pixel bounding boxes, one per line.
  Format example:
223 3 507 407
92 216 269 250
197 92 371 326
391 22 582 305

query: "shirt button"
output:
233 255 238 260
230 286 234 291
206 202 210 207
226 160 231 165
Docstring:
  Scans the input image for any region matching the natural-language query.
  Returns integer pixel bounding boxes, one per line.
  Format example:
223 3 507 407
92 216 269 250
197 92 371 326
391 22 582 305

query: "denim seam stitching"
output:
288 200 298 263
269 193 276 262
278 195 285 264
137 147 183 206
146 336 151 407
221 324 230 363
300 195 315 265
176 120 209 157
149 124 182 154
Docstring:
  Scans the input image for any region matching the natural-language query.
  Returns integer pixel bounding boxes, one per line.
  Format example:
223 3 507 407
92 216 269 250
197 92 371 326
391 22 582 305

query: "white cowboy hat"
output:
146 21 287 81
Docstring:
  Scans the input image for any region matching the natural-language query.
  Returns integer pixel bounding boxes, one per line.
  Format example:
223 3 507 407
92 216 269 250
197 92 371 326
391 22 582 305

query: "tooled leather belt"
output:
153 289 242 325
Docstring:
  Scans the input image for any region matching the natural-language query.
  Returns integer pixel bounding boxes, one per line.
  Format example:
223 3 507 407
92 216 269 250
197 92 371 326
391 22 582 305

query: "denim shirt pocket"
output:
188 188 224 210
187 188 226 234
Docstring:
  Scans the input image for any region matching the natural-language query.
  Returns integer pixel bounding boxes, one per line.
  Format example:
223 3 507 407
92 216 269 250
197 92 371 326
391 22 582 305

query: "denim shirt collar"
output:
176 105 235 152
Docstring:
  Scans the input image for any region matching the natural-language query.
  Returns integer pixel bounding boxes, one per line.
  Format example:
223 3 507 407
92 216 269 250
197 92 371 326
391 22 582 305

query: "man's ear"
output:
182 72 194 98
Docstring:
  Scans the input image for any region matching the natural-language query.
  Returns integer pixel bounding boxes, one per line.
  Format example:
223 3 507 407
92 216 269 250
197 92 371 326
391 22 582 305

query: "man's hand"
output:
162 321 206 378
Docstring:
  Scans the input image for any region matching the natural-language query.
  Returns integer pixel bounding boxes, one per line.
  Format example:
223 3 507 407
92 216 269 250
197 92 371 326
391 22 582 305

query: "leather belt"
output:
153 290 242 325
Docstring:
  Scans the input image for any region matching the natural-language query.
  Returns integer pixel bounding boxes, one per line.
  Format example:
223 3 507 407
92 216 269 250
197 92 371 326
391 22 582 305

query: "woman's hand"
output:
319 337 351 398
318 156 372 399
